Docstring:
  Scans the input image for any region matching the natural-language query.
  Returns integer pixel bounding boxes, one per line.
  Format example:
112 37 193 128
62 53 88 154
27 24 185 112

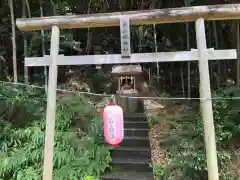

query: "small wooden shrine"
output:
111 64 144 113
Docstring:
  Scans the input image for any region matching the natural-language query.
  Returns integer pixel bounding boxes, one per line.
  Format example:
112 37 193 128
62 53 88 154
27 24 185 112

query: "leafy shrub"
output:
0 84 111 180
149 115 163 127
152 165 164 180
157 87 240 180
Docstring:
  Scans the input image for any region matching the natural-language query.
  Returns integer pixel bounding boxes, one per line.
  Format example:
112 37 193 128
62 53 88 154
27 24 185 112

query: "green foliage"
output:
0 84 111 180
84 176 99 180
149 115 164 127
90 70 112 94
152 165 164 180
156 87 240 180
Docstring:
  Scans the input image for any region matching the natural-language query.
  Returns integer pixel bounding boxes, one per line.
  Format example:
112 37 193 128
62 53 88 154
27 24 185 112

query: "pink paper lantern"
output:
103 104 124 147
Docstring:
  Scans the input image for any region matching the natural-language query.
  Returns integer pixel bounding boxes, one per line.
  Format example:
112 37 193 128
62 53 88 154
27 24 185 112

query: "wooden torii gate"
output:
16 4 240 180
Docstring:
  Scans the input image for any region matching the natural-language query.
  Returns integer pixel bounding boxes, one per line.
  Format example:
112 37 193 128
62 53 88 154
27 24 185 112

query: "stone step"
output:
124 113 146 117
102 112 153 180
111 147 151 159
111 157 152 172
124 128 149 137
124 121 149 129
120 136 150 148
101 171 154 180
124 113 147 122
124 117 147 122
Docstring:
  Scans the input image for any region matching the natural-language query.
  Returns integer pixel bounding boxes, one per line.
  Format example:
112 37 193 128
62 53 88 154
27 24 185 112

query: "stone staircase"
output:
101 113 154 180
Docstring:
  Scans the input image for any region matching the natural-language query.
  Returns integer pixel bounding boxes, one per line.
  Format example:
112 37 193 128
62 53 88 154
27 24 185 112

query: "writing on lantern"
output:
108 110 115 140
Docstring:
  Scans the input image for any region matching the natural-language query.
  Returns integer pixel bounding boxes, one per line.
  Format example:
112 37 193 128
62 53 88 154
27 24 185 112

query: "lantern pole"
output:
42 25 60 180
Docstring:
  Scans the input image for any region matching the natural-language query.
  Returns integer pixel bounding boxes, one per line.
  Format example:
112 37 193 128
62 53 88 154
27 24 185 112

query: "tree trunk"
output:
180 64 185 97
207 22 213 84
148 68 151 86
237 20 240 87
9 0 17 82
25 0 31 17
49 0 56 15
85 0 92 54
40 0 47 93
22 0 28 84
170 64 173 85
153 24 159 85
213 21 220 88
185 0 191 99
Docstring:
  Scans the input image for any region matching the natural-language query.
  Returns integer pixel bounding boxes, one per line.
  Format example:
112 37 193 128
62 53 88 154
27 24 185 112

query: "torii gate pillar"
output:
195 18 218 180
42 26 60 180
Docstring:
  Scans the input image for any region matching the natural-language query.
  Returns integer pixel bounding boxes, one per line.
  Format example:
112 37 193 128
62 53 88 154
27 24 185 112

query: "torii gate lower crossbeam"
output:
24 49 237 66
16 4 240 180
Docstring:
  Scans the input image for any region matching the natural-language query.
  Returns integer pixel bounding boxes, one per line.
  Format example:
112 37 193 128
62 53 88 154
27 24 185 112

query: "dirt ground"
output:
144 99 170 172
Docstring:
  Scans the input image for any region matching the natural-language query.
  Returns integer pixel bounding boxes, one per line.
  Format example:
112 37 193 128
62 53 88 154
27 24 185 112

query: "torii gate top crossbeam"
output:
16 4 240 31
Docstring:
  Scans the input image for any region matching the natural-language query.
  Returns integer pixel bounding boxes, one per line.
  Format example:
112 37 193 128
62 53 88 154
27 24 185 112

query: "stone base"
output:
116 90 144 113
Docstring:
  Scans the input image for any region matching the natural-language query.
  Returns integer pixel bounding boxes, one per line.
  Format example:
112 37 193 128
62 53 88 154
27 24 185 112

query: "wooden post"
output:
42 26 60 180
195 18 219 180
